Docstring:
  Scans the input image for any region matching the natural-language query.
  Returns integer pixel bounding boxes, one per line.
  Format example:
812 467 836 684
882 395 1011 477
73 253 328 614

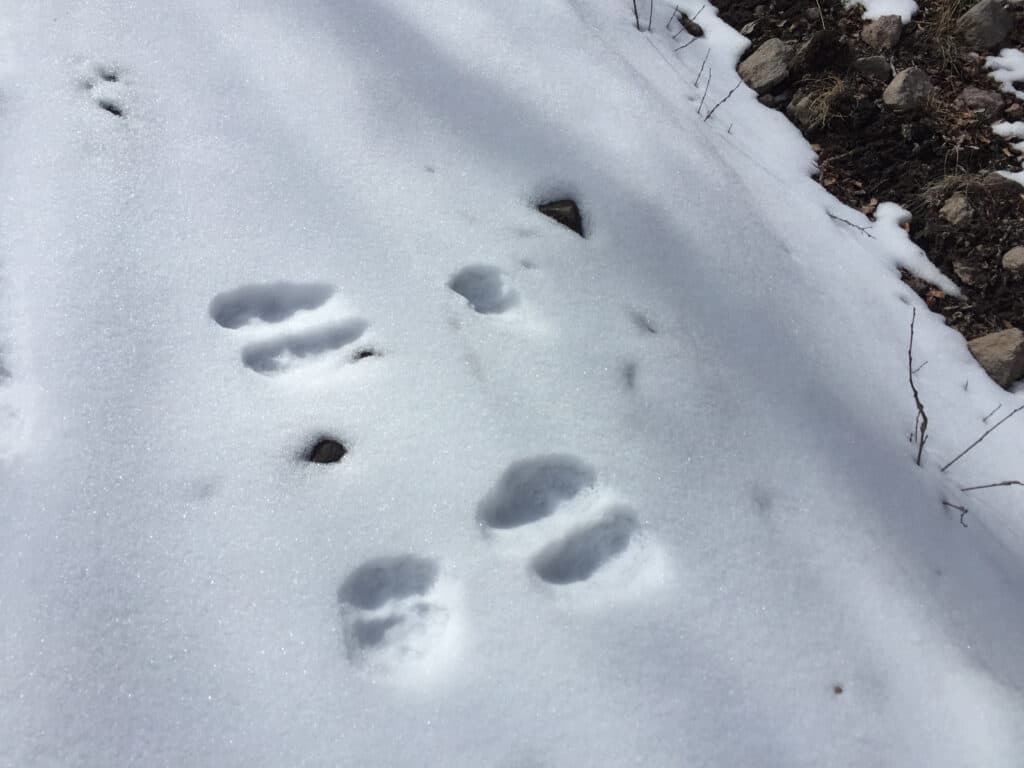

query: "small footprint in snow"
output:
209 282 374 375
337 555 451 671
477 455 647 590
80 62 126 117
448 265 518 314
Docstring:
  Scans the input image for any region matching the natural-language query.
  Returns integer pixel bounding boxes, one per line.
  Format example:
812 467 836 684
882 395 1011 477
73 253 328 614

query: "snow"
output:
1 0 1023 766
852 0 919 22
987 48 1024 101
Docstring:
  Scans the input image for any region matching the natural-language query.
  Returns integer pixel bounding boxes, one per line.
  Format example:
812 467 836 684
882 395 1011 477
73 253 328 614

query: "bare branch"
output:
648 0 654 32
982 404 1002 424
694 48 710 87
912 360 928 375
941 404 1024 472
691 3 707 21
961 480 1024 492
697 66 711 114
704 80 742 121
666 4 680 29
826 211 875 239
943 501 970 528
907 308 928 466
674 36 698 50
632 0 642 31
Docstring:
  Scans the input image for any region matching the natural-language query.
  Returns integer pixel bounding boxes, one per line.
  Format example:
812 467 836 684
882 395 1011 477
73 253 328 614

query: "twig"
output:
826 211 875 239
815 0 826 30
697 66 711 114
648 0 654 32
694 48 710 87
691 3 706 21
912 360 928 375
667 4 680 29
982 404 1002 424
943 501 970 528
703 80 742 121
674 36 698 49
941 404 1024 472
961 480 1024 492
632 0 642 31
908 308 928 467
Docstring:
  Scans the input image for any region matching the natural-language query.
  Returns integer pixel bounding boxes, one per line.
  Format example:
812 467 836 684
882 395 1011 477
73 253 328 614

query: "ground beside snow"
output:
1 1 1023 766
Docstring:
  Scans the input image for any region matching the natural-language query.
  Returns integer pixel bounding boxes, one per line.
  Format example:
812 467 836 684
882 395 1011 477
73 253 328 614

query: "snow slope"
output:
1 1 1023 766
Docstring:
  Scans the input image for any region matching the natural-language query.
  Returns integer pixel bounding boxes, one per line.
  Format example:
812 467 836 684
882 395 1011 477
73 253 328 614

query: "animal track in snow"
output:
477 455 596 529
210 281 370 376
477 456 649 589
80 62 126 117
240 319 368 374
209 282 335 329
448 265 518 314
337 555 451 670
531 507 639 585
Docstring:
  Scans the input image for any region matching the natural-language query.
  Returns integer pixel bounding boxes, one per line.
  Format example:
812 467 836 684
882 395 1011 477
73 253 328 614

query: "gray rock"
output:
958 86 1004 118
1002 246 1024 272
861 15 902 51
956 0 1011 51
882 67 931 112
308 438 347 464
786 90 817 129
738 38 793 94
1007 102 1024 121
940 192 974 226
854 55 893 82
968 328 1024 387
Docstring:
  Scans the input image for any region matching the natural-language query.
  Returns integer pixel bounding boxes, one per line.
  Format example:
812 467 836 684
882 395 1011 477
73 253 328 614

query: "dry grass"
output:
915 0 975 76
795 73 854 130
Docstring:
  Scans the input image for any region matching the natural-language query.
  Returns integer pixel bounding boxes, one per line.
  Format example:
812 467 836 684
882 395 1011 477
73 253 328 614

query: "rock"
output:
308 438 347 464
968 328 1024 387
956 0 1011 51
981 171 1021 195
786 90 817 129
940 192 974 226
861 15 902 51
791 30 850 76
537 199 584 237
854 55 893 82
1002 246 1024 272
740 20 759 36
953 260 980 285
738 38 793 94
1006 102 1024 121
882 67 932 112
957 86 1004 119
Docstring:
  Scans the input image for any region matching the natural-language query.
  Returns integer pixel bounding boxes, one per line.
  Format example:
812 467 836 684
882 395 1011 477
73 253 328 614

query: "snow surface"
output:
852 0 919 22
2 1 1024 766
987 48 1024 101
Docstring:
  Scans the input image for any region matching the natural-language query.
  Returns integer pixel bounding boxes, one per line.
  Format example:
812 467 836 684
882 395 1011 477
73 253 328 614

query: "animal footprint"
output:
531 508 639 585
477 456 646 589
477 455 596 529
337 555 451 671
448 265 518 314
80 62 126 117
209 282 373 375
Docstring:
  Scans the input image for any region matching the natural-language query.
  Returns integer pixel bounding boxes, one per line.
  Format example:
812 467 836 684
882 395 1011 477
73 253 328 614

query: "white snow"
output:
987 48 1024 101
2 1 1024 766
851 0 919 22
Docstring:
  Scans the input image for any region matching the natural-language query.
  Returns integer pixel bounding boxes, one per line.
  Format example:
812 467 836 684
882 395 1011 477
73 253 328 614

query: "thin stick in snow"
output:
633 0 642 31
691 3 706 21
694 48 710 87
826 211 875 239
697 66 711 114
667 4 680 29
703 80 742 121
907 308 928 467
982 404 1001 424
941 404 1024 472
961 480 1024 492
648 0 654 32
942 501 970 528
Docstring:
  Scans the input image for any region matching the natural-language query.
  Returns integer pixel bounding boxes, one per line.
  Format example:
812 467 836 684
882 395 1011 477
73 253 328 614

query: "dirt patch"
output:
719 0 1024 339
